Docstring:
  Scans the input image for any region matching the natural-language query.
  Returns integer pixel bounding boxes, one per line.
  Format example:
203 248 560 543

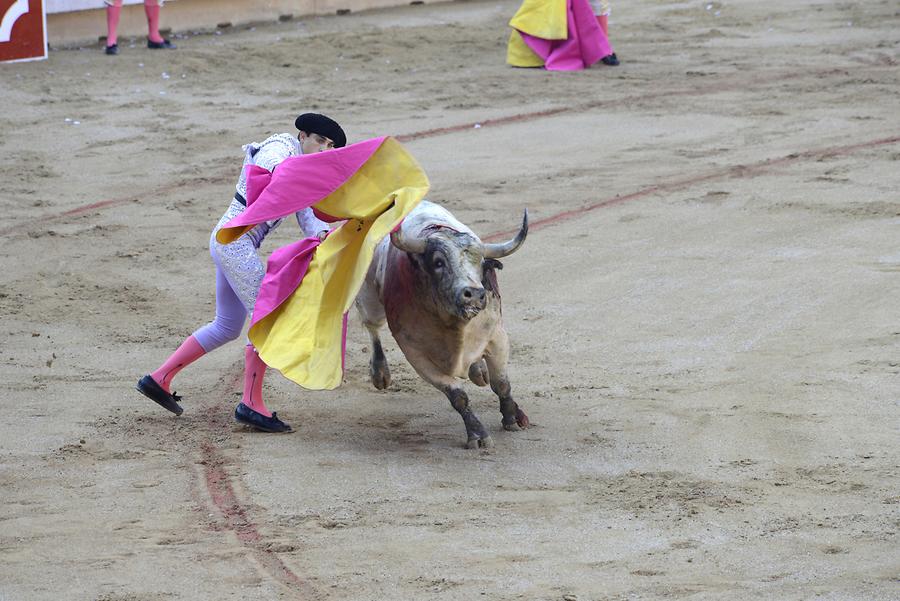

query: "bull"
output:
355 201 531 448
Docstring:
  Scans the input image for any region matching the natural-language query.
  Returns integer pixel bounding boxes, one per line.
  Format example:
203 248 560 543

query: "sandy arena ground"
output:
1 0 899 599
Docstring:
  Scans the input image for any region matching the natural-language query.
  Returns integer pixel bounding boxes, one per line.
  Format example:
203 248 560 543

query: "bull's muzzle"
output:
458 286 487 318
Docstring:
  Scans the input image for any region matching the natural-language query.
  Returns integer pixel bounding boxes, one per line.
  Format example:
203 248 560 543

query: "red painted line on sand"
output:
396 106 570 143
0 170 233 238
202 441 312 592
396 67 850 143
197 368 315 595
483 135 900 242
59 198 127 218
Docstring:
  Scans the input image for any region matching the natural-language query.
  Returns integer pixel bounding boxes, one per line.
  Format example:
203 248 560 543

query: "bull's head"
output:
391 209 528 321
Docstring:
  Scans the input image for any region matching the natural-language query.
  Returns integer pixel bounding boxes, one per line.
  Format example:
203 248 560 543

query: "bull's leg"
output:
397 346 493 449
446 386 494 449
354 289 390 390
366 326 391 390
484 330 530 431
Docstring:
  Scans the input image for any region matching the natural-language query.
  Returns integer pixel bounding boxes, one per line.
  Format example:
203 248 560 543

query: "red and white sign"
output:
1 0 47 63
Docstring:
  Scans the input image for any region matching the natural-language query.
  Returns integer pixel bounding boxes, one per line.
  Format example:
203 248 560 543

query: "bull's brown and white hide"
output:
355 201 530 448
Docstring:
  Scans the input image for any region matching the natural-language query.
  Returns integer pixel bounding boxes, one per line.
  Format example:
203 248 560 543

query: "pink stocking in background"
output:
144 0 164 43
105 1 123 46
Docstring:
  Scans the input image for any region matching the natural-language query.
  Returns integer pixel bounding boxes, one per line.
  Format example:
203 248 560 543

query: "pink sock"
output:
597 15 609 36
106 2 122 46
144 1 163 43
241 345 271 417
150 335 206 393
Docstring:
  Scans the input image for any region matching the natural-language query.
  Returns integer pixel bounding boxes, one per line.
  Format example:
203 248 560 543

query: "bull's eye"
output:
433 258 445 269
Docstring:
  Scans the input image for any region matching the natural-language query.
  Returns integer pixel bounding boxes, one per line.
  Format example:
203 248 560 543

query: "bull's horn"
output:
483 208 528 259
390 227 427 254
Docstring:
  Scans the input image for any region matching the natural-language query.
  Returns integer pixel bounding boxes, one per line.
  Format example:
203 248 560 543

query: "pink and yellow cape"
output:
216 136 429 390
507 0 611 71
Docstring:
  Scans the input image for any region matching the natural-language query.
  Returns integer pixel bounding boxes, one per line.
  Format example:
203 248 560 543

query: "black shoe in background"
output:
148 39 176 50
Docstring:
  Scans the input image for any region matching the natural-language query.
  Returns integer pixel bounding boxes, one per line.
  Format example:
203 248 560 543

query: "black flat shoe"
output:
105 43 119 55
147 39 176 50
601 53 619 66
234 402 292 433
136 375 183 416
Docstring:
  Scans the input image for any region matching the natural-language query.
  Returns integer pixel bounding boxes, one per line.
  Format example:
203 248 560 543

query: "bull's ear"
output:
483 258 504 272
482 259 503 293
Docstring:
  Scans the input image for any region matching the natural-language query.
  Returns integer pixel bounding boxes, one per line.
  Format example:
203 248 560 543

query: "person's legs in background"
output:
592 0 619 65
104 0 176 53
104 0 122 54
145 0 177 49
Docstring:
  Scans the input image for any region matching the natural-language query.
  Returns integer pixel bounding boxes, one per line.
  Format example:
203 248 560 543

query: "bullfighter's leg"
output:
484 330 530 431
354 289 391 390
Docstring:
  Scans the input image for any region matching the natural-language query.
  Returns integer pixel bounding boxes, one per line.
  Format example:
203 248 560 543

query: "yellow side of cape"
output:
249 137 429 390
509 0 568 40
507 30 545 67
506 0 568 67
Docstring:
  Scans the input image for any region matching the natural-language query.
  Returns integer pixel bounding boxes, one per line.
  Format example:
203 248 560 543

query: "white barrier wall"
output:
46 0 144 13
46 0 433 45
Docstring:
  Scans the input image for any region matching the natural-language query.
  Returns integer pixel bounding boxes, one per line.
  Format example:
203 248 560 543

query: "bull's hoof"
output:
502 408 530 431
466 435 494 449
468 360 489 387
515 408 530 429
370 364 391 390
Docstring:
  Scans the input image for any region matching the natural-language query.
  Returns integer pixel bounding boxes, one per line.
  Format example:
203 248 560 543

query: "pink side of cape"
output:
520 0 611 71
250 237 320 330
223 136 388 229
244 165 271 206
249 236 351 371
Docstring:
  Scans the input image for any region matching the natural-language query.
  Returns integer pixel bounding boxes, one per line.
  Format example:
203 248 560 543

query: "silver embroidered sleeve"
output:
296 207 329 238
